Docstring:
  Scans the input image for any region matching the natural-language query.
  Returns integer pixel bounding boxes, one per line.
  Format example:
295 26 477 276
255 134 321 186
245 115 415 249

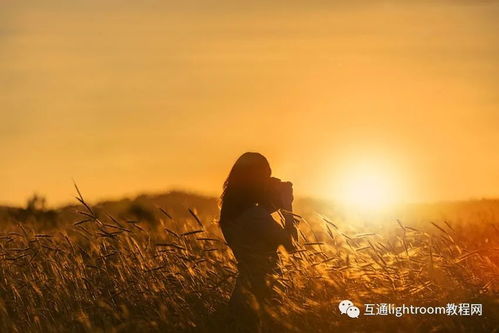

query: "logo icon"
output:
339 300 360 318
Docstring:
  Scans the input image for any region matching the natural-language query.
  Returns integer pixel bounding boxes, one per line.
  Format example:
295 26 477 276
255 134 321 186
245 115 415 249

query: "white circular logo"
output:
339 300 360 318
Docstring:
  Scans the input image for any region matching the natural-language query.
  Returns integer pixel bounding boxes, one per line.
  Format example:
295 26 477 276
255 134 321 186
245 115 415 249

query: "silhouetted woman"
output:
219 152 298 332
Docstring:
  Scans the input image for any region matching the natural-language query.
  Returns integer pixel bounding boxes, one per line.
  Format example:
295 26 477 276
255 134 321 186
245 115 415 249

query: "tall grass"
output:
0 189 497 332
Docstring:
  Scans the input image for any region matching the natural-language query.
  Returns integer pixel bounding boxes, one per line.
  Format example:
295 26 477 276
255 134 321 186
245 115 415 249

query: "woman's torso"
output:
221 206 282 275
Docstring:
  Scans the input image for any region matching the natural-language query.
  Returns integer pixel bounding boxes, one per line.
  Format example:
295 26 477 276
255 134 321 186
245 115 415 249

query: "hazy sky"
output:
1 0 498 206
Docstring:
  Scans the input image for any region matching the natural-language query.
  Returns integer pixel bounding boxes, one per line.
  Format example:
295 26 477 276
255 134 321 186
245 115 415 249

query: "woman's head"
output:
220 152 271 222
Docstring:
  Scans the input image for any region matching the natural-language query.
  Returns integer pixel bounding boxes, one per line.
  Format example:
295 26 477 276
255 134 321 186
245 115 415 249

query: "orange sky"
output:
1 1 498 206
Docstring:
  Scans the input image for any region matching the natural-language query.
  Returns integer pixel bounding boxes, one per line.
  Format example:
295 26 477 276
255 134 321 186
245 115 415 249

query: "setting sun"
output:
334 160 405 211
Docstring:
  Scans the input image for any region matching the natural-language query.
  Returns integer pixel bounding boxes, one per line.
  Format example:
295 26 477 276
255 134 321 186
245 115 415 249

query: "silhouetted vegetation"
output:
0 191 497 332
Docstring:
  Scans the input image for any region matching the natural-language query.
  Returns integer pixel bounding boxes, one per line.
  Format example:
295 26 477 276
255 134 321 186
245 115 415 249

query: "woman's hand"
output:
267 177 294 211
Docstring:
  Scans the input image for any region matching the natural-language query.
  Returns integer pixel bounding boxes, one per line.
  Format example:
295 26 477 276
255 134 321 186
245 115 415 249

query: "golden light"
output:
333 159 405 212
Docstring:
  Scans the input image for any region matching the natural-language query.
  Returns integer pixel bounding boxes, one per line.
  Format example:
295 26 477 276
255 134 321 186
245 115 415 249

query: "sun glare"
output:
334 161 403 211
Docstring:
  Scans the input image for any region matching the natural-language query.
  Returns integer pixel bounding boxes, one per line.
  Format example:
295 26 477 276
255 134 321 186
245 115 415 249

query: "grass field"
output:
0 189 497 332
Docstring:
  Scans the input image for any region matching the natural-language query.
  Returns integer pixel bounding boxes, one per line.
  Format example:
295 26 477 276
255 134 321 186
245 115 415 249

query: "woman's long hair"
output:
219 152 271 225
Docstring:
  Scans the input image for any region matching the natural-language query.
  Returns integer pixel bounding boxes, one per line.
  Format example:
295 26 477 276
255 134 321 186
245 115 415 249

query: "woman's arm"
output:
252 210 297 252
281 209 299 250
271 181 298 252
282 180 298 244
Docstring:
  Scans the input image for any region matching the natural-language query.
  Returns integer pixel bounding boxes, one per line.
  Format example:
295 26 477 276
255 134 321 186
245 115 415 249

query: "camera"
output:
266 177 293 210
